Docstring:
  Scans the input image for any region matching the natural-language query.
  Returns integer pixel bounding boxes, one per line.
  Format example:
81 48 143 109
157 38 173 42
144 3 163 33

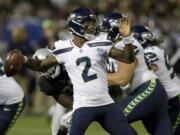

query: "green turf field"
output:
8 116 149 135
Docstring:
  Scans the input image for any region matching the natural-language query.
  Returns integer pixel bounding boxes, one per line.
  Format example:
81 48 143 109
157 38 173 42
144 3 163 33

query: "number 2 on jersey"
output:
76 57 97 82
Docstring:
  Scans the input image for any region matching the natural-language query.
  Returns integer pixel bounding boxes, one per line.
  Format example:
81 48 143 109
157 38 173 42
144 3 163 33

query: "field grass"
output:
8 115 149 135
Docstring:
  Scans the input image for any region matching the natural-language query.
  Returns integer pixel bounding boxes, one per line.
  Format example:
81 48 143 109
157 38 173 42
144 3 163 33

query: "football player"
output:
0 57 25 135
33 48 73 135
99 13 133 101
101 13 174 135
132 25 180 135
8 8 137 135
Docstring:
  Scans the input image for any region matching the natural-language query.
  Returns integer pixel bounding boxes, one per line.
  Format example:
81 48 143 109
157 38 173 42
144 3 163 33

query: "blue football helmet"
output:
100 13 123 41
67 8 98 40
131 25 153 48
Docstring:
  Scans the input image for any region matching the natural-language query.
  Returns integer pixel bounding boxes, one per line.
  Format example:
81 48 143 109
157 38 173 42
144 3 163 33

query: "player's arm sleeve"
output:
51 41 67 64
98 41 114 57
52 52 64 64
144 49 160 71
144 51 159 66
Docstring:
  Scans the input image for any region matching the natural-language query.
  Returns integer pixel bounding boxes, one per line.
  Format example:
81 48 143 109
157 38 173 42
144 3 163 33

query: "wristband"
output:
122 34 133 44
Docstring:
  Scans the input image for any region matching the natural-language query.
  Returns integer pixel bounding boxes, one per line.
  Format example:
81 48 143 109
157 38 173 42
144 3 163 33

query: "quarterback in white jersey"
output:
11 8 136 135
0 57 25 134
52 38 114 109
102 13 173 135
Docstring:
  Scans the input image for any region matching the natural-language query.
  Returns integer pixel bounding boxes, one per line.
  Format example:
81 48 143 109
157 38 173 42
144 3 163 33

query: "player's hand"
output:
119 16 131 37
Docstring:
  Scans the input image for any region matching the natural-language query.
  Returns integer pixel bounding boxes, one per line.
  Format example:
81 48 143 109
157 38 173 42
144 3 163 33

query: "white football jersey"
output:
52 39 114 110
0 57 24 105
115 38 157 90
96 32 118 73
144 46 180 99
95 32 108 40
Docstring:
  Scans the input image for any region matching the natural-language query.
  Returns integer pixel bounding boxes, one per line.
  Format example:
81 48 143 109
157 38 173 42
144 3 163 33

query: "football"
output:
4 49 24 77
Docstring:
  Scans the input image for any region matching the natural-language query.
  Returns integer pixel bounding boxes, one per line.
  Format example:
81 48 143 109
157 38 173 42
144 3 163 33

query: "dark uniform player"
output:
33 48 73 135
39 66 73 135
38 64 73 107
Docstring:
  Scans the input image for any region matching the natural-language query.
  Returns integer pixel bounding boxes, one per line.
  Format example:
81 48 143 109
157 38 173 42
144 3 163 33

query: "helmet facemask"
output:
83 17 98 40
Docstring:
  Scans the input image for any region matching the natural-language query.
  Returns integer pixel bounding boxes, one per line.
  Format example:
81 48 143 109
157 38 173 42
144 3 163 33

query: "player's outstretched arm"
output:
109 16 135 64
4 49 57 76
107 58 138 86
24 56 58 72
4 49 59 77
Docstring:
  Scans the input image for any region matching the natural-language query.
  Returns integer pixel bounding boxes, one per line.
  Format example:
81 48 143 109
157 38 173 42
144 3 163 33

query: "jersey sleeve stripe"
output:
52 47 74 55
87 42 113 47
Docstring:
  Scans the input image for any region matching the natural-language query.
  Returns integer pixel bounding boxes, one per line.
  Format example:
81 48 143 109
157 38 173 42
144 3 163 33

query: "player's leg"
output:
98 103 137 135
119 79 168 122
69 107 97 135
0 98 25 135
52 103 68 135
59 110 73 135
142 106 173 135
119 79 173 135
168 95 180 135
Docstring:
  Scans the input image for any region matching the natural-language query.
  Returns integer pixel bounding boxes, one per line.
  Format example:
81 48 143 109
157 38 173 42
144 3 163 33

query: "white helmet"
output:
33 48 61 79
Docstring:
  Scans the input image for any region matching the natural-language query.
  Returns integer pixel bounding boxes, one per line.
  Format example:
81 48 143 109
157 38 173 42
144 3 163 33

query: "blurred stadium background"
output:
0 0 179 134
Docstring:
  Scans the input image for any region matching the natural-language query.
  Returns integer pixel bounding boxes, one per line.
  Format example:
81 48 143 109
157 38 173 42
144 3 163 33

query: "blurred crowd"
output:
0 0 179 114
